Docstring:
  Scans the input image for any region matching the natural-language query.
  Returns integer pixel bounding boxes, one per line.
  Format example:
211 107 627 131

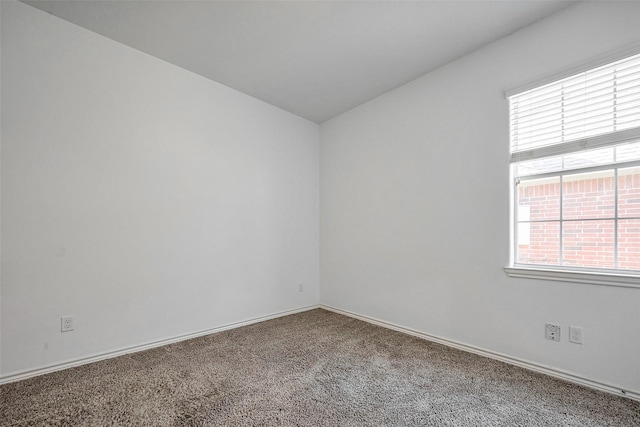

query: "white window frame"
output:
505 44 640 289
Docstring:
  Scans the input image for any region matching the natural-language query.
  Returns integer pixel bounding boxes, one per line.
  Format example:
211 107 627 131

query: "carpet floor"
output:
1 309 639 426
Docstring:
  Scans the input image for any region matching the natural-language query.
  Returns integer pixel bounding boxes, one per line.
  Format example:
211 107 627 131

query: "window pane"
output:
618 219 640 271
562 220 615 269
618 166 640 218
563 146 614 170
510 52 640 275
515 144 625 177
517 177 560 221
516 157 563 176
562 170 615 220
517 221 560 265
615 141 640 162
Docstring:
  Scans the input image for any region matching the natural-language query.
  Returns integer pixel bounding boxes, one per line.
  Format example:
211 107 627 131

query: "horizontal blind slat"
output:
511 74 640 116
510 95 640 132
514 54 640 100
512 63 640 105
510 52 640 156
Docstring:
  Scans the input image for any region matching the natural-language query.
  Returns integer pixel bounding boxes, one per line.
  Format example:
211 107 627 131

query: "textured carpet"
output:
1 309 639 426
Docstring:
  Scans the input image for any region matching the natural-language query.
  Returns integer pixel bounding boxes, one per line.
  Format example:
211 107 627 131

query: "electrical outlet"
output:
61 315 74 332
545 323 560 341
298 283 304 292
569 326 583 344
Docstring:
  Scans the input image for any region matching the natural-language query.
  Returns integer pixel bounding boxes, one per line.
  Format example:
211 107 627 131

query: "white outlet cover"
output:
569 326 583 344
61 315 74 332
545 323 561 341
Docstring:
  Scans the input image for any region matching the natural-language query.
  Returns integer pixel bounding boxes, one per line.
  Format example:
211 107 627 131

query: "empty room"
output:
1 0 640 425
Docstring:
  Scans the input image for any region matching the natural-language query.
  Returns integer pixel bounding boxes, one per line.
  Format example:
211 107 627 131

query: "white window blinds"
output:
509 52 640 163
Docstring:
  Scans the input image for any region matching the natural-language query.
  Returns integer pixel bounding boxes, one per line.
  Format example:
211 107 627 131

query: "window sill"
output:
504 266 640 289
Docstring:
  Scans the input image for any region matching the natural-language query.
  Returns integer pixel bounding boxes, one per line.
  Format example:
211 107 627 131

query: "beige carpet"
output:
1 309 639 426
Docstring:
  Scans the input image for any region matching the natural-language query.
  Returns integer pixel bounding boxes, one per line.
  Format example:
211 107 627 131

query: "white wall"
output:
1 1 319 377
3 0 640 395
320 1 640 394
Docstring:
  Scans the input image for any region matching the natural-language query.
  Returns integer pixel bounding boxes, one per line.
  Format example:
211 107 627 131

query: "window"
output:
507 52 640 286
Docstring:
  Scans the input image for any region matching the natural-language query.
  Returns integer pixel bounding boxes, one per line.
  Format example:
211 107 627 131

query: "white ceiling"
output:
23 0 579 123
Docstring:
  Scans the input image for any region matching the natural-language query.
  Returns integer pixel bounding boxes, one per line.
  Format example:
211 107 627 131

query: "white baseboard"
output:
5 303 638 403
320 304 640 403
0 305 319 385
